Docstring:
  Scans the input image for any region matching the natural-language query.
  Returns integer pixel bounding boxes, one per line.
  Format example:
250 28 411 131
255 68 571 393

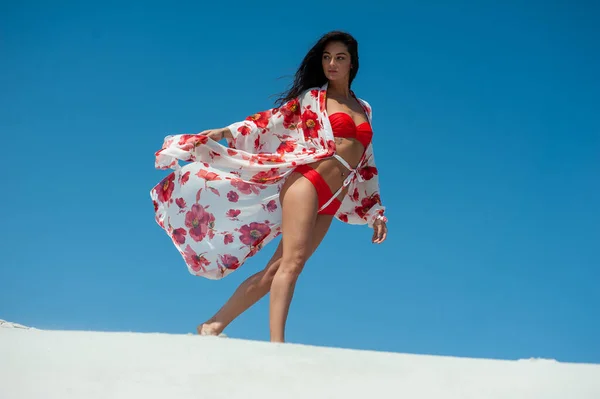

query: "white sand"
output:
1 321 599 399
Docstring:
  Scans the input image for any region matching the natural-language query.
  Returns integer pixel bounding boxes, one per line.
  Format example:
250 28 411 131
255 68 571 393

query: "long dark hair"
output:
274 31 359 107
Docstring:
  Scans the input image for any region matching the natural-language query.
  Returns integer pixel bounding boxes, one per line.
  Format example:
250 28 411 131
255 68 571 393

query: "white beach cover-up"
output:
150 84 387 279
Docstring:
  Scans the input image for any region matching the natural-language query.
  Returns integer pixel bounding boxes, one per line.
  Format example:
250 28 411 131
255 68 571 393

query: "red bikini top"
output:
329 112 373 149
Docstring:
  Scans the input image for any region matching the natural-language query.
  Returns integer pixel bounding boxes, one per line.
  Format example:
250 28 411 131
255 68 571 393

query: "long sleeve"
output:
225 97 303 155
333 142 388 228
333 97 388 228
357 144 387 228
154 98 300 171
355 97 386 228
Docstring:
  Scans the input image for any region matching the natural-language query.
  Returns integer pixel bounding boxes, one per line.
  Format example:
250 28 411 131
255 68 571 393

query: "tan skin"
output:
196 41 387 342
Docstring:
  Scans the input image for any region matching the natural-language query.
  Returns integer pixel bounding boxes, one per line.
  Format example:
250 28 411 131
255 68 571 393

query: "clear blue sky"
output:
2 1 599 364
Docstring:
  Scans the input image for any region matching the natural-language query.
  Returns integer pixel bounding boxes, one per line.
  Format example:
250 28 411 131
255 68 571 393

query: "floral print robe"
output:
150 83 387 279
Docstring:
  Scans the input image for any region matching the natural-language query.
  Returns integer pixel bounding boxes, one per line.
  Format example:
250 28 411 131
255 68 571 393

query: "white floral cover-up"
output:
150 83 387 279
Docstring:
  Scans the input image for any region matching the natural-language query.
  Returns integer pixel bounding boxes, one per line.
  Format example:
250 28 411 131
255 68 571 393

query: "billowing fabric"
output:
150 83 387 280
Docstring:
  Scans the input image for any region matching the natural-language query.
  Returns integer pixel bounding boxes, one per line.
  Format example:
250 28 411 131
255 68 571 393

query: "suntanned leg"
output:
268 213 333 341
197 243 283 335
269 172 322 343
198 205 334 336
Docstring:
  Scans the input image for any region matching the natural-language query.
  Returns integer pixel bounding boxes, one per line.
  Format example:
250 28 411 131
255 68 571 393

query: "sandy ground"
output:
1 321 599 399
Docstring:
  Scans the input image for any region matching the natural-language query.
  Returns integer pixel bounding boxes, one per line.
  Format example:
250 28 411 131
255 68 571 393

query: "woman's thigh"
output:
265 213 334 273
278 171 321 266
309 158 352 205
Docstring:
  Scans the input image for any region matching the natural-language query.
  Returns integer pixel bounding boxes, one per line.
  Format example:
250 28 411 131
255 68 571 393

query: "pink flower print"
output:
178 134 208 151
355 194 382 219
301 109 321 140
359 166 378 181
250 168 281 184
254 153 285 164
196 169 221 182
227 191 239 202
230 178 254 195
176 197 187 209
179 171 190 185
185 204 216 242
246 110 271 129
226 209 241 220
262 200 277 212
224 233 234 245
157 173 175 203
172 228 187 245
254 135 261 151
238 222 272 246
237 125 251 136
319 90 326 112
182 245 211 273
276 141 295 155
218 254 241 270
280 99 301 129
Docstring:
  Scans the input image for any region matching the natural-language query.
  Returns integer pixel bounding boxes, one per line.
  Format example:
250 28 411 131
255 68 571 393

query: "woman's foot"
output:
196 320 225 336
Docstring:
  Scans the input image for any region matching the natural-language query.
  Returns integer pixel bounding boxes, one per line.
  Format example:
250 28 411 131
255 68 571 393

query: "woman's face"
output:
322 41 352 83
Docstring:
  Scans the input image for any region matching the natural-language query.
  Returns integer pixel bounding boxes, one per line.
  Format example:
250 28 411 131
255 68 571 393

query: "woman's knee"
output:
262 258 281 283
263 251 307 279
279 251 308 276
262 242 283 277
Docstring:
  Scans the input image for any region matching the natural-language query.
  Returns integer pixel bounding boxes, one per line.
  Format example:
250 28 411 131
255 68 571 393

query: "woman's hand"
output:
372 219 388 244
198 127 232 141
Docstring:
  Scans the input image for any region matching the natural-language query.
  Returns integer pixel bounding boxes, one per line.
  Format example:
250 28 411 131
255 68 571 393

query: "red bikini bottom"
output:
293 164 342 215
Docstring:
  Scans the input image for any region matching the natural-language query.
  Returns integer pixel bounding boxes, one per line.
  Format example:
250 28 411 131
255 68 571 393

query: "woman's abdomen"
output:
308 139 365 201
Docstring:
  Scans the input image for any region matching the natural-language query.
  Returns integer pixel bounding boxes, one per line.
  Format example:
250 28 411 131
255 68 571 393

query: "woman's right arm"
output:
198 127 234 142
199 96 303 154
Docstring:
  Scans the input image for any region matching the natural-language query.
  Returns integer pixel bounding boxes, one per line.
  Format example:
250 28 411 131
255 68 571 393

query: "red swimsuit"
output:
328 112 373 149
294 112 373 215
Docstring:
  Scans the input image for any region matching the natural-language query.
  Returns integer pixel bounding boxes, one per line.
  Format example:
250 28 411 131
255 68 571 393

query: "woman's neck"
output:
327 80 351 99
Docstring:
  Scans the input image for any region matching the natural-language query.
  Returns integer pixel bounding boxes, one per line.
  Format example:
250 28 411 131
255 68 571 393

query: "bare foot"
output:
196 320 225 336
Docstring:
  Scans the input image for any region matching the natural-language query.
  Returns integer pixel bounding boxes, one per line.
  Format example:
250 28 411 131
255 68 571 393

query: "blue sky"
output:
2 1 599 363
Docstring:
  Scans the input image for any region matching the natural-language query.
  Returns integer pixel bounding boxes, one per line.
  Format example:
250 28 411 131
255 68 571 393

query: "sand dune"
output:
1 320 599 398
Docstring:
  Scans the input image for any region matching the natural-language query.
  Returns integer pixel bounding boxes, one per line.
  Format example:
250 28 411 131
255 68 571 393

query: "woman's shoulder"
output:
350 89 372 105
302 86 325 98
279 87 322 105
294 87 326 111
352 92 373 118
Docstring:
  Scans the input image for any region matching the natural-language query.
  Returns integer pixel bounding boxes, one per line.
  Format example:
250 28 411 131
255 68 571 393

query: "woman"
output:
150 31 388 343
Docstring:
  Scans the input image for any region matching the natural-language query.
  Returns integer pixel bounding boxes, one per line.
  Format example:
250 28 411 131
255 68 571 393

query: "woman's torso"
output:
308 94 372 201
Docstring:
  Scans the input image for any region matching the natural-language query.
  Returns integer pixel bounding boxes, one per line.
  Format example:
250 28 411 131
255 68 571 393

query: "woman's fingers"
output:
372 221 388 244
197 129 223 141
379 228 387 243
372 223 381 244
372 226 379 243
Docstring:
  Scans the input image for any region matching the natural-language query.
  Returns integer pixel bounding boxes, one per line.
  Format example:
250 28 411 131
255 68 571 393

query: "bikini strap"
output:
317 154 363 212
332 154 353 171
318 175 353 212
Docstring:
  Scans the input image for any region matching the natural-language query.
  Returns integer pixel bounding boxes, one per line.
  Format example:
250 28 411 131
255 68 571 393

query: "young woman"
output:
151 31 388 343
